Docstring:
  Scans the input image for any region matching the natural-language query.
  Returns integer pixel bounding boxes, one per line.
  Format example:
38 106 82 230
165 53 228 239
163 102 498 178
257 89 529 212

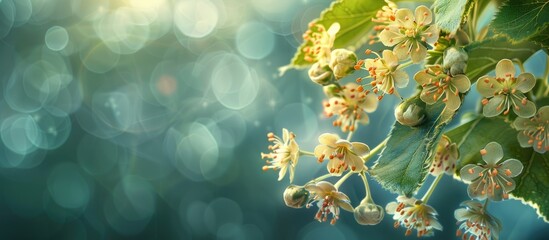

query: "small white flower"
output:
314 133 369 175
513 106 549 153
386 196 443 237
455 200 502 240
359 50 409 99
378 6 439 63
323 82 379 132
305 181 354 225
414 65 471 111
261 129 300 182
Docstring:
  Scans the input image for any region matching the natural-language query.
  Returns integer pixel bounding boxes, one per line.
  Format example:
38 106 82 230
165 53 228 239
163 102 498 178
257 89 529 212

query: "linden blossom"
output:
414 65 471 111
454 200 502 240
261 129 300 183
476 59 537 118
356 49 409 100
304 181 354 225
514 106 549 153
313 133 370 175
386 196 443 237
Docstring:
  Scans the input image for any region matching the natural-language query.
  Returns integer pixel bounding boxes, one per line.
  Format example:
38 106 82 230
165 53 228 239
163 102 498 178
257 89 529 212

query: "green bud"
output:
329 49 357 80
308 62 332 85
283 185 310 209
353 199 384 225
395 100 426 127
443 47 468 76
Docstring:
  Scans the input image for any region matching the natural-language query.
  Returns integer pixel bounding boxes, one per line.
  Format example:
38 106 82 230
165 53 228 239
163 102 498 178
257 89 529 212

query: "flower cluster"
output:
386 196 442 237
261 129 300 182
455 200 502 240
477 59 536 118
460 142 523 201
323 82 378 132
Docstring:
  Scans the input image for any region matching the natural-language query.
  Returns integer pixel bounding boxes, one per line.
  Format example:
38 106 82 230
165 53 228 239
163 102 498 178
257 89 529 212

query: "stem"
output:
299 150 315 157
483 199 490 209
514 59 526 73
362 138 389 163
542 55 549 97
397 61 414 70
360 171 373 202
334 171 354 189
346 131 354 141
421 174 443 203
471 0 479 40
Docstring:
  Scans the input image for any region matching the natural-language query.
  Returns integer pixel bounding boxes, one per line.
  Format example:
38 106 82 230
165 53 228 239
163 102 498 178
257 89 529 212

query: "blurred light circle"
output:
112 175 156 221
80 41 120 73
236 22 275 60
274 103 319 142
70 0 110 21
91 90 134 132
211 53 259 110
183 201 209 235
251 0 299 22
0 114 39 155
77 135 119 175
212 110 247 149
74 106 124 139
103 196 150 235
174 0 218 38
45 26 69 51
0 0 15 38
204 198 243 234
29 112 71 150
12 0 32 27
47 163 91 209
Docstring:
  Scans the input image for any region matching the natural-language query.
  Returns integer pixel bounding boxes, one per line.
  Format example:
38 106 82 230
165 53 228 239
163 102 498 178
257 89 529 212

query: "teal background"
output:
0 0 548 239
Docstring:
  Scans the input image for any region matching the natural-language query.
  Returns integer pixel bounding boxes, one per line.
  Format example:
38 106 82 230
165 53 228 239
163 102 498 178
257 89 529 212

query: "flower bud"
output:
353 199 384 225
395 100 426 127
329 49 357 80
308 62 333 85
322 84 341 98
443 47 468 76
283 185 310 209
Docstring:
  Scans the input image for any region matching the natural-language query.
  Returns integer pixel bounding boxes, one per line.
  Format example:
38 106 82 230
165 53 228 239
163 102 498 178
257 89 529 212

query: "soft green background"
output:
0 0 547 239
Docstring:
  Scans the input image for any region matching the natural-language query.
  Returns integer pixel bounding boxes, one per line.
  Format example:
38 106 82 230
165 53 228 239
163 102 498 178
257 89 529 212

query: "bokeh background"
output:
0 0 548 239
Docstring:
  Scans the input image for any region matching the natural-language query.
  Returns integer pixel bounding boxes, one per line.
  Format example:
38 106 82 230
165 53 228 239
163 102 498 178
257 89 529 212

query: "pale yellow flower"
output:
455 200 502 240
314 133 369 175
323 82 378 132
302 23 340 66
414 65 470 111
514 106 549 153
358 50 409 99
305 181 353 225
386 196 443 237
261 129 300 182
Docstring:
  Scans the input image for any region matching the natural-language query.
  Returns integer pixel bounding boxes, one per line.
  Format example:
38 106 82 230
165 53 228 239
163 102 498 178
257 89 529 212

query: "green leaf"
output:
531 25 549 53
464 37 541 82
432 0 468 34
446 116 549 222
491 0 549 43
371 95 452 195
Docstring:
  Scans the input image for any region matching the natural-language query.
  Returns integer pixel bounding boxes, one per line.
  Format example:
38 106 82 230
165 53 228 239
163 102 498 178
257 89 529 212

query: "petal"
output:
476 76 501 97
445 90 461 111
454 208 469 221
468 179 488 200
289 165 295 183
517 132 533 147
482 142 503 165
345 154 365 172
319 133 339 146
429 218 443 231
327 22 341 37
414 71 433 85
327 159 343 176
379 27 403 47
351 142 370 157
452 75 471 93
422 25 439 44
393 41 410 60
393 70 409 88
515 73 536 93
358 93 378 112
495 59 516 78
500 159 523 177
395 8 415 29
513 117 533 130
415 5 433 25
539 106 549 119
382 50 398 67
513 99 536 118
316 181 337 192
499 176 516 193
333 191 351 202
337 199 354 212
385 201 398 214
335 139 352 149
460 164 484 182
278 164 288 181
482 95 505 117
420 89 437 105
314 145 331 158
282 128 290 143
488 182 504 202
410 42 427 63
